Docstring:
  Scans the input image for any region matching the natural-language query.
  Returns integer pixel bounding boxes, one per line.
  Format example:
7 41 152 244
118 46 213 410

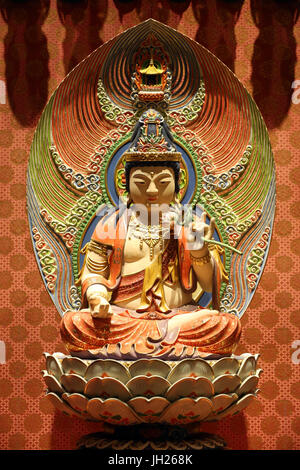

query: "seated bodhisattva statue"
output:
60 110 241 359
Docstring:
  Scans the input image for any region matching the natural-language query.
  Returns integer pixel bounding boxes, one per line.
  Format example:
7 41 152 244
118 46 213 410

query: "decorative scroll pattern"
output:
202 189 262 247
32 227 57 292
97 79 135 126
220 283 233 311
40 191 102 252
50 145 101 192
87 131 133 177
220 284 239 316
167 81 206 126
98 74 205 134
247 227 271 290
202 145 253 191
170 126 215 175
69 285 81 310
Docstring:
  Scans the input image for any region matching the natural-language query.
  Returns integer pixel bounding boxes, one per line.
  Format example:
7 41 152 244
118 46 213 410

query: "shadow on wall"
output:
57 0 108 75
113 0 143 22
191 0 299 129
250 0 299 129
1 0 50 128
1 0 298 129
113 0 191 29
192 0 245 73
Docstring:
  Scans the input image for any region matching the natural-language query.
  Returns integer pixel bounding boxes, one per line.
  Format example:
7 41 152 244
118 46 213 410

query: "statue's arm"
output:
186 212 216 293
80 240 112 317
190 246 214 292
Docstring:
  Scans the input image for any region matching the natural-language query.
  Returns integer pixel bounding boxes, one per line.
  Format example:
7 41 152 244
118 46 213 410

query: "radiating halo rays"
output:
101 20 202 111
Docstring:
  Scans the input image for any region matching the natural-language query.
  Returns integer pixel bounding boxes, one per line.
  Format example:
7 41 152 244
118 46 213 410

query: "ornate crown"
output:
123 109 182 163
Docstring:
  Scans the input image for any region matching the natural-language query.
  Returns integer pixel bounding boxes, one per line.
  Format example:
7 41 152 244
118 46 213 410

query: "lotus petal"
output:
129 359 171 378
87 397 140 425
167 359 214 384
165 377 213 401
85 359 130 384
238 356 257 381
212 357 239 377
44 353 63 380
160 397 213 424
238 353 260 362
62 357 88 377
228 393 257 416
42 371 64 394
211 393 237 414
60 373 87 393
84 377 131 401
208 393 256 421
62 392 89 414
236 375 260 396
52 352 66 359
212 374 241 394
205 393 239 421
126 376 170 397
128 396 170 422
46 392 83 418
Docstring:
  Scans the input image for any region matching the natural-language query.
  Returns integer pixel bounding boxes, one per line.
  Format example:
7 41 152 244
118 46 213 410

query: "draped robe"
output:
60 208 241 359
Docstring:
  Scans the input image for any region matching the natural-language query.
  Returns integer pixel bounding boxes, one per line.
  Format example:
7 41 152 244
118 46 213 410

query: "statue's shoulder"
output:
91 205 128 246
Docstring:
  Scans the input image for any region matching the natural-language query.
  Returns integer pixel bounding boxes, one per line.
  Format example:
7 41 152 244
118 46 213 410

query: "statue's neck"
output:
130 208 165 227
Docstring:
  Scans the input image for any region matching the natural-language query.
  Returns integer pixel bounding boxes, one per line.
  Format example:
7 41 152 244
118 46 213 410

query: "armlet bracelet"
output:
88 239 108 257
190 252 211 266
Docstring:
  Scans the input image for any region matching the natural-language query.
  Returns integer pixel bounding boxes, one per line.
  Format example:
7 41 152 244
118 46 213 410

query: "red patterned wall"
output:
0 0 299 450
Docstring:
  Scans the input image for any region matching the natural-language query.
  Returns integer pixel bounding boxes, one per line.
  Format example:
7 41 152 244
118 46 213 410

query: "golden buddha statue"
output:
60 109 241 359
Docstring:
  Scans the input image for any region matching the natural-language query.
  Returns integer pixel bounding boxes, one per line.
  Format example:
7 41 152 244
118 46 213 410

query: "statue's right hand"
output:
86 285 112 318
88 294 112 318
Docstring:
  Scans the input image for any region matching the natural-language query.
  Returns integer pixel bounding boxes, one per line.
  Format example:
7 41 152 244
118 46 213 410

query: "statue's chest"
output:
122 222 173 273
123 236 163 263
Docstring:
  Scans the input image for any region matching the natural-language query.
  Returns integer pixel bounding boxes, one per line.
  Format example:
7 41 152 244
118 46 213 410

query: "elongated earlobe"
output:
173 194 180 205
127 196 133 208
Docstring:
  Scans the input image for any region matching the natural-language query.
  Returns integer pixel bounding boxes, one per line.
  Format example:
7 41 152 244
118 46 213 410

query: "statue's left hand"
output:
186 212 215 253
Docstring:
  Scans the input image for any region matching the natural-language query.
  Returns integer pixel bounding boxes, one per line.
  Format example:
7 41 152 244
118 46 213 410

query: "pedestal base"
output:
76 425 227 450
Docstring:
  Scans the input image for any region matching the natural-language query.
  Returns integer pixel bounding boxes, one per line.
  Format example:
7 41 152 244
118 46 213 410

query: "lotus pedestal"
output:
43 353 261 450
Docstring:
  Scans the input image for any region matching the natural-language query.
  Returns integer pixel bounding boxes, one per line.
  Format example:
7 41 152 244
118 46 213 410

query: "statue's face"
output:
129 166 175 207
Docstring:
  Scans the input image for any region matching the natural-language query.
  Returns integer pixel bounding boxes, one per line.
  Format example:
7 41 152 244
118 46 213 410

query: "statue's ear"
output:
173 194 180 204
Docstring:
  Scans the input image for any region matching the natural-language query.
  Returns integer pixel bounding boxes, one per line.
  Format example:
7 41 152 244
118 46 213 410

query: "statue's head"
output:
123 109 181 206
126 164 178 206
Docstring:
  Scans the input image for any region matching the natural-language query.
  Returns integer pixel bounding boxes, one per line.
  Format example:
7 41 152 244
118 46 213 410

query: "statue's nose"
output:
146 180 159 194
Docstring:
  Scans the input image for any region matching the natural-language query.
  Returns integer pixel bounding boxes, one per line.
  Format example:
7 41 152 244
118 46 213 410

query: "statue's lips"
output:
147 197 158 202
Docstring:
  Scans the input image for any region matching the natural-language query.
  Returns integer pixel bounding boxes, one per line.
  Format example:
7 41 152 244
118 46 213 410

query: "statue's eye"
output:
134 180 146 184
